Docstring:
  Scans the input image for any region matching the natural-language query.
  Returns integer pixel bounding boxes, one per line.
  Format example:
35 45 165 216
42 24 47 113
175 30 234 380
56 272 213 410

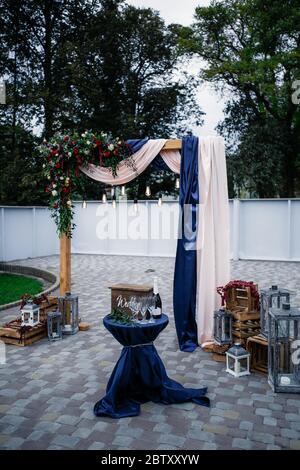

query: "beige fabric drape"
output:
196 137 230 345
79 139 181 184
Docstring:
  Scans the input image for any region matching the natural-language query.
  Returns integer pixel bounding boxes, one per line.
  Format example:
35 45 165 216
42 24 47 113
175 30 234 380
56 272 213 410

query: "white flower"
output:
108 144 114 151
60 176 64 180
42 163 46 168
86 141 91 145
65 177 70 183
47 175 51 180
68 152 72 157
52 190 58 196
52 184 57 189
67 200 72 207
81 133 86 137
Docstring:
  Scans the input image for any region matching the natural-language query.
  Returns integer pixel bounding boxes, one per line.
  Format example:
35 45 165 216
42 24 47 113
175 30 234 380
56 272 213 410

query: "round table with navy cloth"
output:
94 314 210 419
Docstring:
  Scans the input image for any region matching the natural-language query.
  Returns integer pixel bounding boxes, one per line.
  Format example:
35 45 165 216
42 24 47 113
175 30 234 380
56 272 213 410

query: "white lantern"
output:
226 343 250 378
21 300 40 327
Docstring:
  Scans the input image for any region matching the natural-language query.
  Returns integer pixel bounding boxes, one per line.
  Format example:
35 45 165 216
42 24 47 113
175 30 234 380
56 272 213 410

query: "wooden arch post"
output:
59 139 182 294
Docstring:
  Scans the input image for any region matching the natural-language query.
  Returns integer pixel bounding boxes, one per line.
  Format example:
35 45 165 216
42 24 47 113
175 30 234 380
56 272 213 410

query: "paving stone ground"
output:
1 255 300 450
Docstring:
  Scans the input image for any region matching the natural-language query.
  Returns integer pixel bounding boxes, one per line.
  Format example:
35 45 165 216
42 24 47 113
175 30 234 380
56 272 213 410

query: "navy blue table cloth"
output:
94 315 210 419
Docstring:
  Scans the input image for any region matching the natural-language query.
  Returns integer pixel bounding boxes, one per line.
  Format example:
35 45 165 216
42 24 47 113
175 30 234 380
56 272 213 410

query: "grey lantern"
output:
47 310 63 341
214 308 232 345
260 285 294 338
268 303 300 393
21 300 40 327
58 291 79 335
226 343 250 378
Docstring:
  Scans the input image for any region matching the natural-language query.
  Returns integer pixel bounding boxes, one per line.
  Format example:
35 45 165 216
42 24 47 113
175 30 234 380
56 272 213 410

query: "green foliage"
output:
182 0 300 197
0 273 43 306
108 308 135 325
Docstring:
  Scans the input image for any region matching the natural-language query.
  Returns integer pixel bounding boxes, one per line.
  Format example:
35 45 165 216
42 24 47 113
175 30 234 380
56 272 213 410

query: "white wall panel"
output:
1 200 300 262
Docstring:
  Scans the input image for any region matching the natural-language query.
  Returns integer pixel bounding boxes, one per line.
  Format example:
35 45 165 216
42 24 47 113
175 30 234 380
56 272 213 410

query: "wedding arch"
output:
40 135 230 349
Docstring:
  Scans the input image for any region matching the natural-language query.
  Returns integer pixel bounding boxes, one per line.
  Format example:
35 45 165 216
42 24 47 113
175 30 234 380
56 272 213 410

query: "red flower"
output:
53 203 58 209
73 148 79 155
45 187 50 193
113 149 119 156
63 136 69 142
55 162 61 169
103 151 110 158
51 149 58 156
95 140 102 146
63 187 69 193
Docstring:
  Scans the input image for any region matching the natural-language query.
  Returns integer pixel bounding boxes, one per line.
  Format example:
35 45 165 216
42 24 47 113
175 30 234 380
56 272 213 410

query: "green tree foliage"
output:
0 0 202 204
181 0 300 197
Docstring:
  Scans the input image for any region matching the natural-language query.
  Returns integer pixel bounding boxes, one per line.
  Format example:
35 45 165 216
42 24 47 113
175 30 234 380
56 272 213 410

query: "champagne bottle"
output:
152 277 162 319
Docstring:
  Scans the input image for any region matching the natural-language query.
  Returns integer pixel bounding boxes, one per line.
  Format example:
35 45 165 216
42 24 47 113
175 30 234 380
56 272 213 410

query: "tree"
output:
0 0 203 204
181 0 300 197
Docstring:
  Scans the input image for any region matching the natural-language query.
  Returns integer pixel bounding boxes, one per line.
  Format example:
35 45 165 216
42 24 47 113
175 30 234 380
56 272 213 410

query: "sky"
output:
127 0 225 136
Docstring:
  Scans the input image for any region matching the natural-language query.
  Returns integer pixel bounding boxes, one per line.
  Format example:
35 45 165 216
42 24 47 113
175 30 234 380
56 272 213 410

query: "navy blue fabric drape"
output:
127 138 170 172
173 136 199 352
94 315 209 418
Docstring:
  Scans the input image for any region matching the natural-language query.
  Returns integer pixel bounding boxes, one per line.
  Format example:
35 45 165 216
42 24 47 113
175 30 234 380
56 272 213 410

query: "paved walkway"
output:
1 255 300 450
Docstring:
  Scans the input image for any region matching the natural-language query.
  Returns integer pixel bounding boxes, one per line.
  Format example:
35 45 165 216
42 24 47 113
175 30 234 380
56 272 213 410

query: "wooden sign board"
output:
109 284 153 315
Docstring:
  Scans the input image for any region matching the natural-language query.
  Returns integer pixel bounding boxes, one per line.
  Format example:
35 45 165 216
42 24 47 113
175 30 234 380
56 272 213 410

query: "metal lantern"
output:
47 310 63 341
214 308 232 345
21 300 40 327
260 285 294 338
268 303 300 393
226 343 250 378
58 292 79 335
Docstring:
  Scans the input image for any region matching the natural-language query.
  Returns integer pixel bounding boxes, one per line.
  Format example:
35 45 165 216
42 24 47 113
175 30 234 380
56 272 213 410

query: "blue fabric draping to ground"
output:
173 136 199 352
94 314 209 418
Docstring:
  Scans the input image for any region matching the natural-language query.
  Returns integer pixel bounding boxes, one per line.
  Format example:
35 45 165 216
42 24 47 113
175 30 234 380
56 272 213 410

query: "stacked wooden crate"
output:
0 320 47 346
246 335 268 374
0 295 58 347
226 285 260 345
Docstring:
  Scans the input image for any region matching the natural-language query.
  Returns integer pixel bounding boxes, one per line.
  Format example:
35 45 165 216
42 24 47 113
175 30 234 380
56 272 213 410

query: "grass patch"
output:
0 273 44 306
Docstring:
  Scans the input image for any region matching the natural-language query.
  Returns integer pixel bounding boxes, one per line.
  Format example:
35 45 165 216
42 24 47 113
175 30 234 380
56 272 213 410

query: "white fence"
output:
1 199 300 262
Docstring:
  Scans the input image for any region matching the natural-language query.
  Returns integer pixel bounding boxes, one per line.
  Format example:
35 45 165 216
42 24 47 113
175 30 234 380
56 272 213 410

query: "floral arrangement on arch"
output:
38 131 134 237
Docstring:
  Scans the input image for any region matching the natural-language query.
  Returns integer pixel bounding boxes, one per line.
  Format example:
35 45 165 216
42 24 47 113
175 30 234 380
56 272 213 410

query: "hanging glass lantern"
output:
111 186 115 197
175 177 180 189
214 308 232 345
121 185 126 196
268 302 300 393
260 285 294 338
58 292 79 335
112 194 117 209
158 193 163 207
145 184 151 197
226 343 250 378
82 200 87 209
134 198 138 213
47 310 63 341
102 191 107 203
21 300 40 327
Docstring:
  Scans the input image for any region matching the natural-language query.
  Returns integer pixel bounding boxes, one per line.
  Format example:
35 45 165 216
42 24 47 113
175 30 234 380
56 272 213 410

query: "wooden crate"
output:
39 296 58 323
246 335 268 374
0 320 47 347
109 284 153 315
226 285 258 313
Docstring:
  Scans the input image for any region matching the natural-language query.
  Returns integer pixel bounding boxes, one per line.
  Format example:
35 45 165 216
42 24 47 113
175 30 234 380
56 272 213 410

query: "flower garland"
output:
38 131 133 237
217 280 260 309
